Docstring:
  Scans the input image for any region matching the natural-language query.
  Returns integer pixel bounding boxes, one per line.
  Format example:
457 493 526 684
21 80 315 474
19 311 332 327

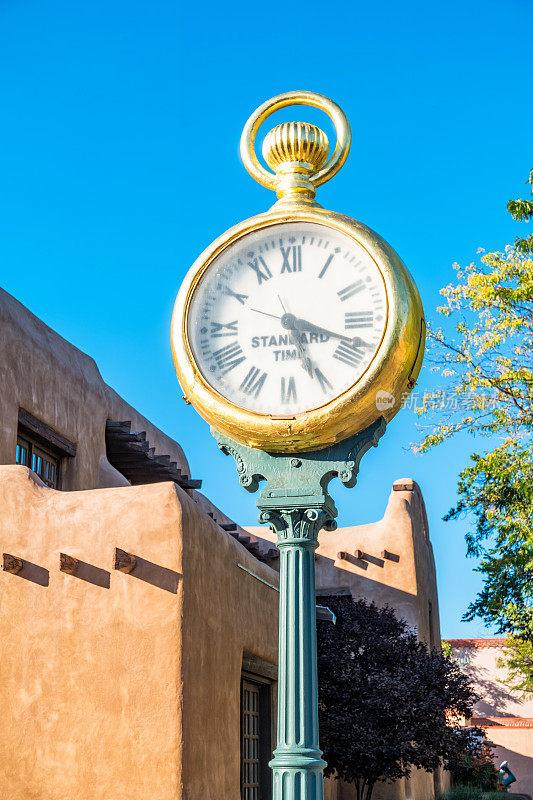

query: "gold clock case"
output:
171 205 425 453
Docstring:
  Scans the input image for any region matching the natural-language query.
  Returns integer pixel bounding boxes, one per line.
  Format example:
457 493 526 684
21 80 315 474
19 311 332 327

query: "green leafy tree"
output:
317 597 480 800
442 639 454 658
507 170 533 254
415 171 533 684
499 636 533 695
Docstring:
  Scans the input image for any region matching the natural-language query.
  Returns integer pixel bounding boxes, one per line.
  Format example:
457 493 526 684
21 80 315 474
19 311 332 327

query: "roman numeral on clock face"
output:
345 311 374 329
318 253 334 279
333 342 363 368
223 286 248 305
240 366 267 398
338 280 364 301
281 376 297 404
280 245 302 273
314 367 332 393
248 256 272 284
213 342 246 374
210 320 238 337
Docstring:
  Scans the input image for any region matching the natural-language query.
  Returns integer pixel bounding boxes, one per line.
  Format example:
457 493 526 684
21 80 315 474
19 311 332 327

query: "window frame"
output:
16 432 61 489
15 409 77 490
241 664 274 800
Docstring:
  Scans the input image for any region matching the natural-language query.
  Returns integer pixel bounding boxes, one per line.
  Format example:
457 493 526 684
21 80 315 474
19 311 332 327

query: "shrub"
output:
451 740 500 792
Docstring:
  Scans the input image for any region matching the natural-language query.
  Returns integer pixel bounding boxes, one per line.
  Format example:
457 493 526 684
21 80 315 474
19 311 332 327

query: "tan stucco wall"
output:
452 645 533 719
490 729 533 797
0 466 185 798
449 643 533 797
182 496 279 798
0 464 280 799
315 478 440 647
0 286 190 490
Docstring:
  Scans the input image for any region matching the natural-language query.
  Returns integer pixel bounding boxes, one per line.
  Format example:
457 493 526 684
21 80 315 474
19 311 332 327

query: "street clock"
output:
170 92 426 800
171 91 424 452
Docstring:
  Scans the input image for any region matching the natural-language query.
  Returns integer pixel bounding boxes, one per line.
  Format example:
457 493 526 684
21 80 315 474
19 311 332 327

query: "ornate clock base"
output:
212 418 386 800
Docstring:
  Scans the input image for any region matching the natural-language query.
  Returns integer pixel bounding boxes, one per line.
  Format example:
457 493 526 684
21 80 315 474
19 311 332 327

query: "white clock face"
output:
187 222 388 416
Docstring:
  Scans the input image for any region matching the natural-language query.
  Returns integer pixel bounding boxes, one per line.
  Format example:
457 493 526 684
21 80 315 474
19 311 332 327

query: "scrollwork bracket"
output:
212 416 386 540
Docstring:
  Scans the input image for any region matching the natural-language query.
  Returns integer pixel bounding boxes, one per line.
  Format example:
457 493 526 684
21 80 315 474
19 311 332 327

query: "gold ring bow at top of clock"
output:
240 90 351 206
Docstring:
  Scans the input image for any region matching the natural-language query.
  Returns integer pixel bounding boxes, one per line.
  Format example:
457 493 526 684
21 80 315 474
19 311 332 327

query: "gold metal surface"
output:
240 90 350 204
262 122 329 172
171 91 425 453
262 121 329 204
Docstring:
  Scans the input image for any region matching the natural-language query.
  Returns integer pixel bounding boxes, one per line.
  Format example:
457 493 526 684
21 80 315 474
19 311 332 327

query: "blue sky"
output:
1 0 531 637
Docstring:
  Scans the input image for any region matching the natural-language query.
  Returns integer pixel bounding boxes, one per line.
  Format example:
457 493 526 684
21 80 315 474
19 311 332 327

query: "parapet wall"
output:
0 466 185 799
0 464 280 800
0 286 189 490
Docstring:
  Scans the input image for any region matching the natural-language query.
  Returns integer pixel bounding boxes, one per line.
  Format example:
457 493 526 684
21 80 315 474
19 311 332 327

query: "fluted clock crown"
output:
260 122 329 203
262 122 329 173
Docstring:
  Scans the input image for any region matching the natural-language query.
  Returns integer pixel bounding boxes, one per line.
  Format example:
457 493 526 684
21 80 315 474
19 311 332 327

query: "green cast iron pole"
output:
213 418 386 800
265 506 328 799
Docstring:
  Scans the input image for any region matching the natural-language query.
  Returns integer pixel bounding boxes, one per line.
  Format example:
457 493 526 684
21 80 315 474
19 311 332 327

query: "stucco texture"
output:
0 465 279 799
181 488 279 799
491 730 533 797
448 642 533 797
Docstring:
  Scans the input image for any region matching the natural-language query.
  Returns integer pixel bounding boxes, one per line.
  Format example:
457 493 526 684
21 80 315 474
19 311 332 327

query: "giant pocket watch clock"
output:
171 91 425 452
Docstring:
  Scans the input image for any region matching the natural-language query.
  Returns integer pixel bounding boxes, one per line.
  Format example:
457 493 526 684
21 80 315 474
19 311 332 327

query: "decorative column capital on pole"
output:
212 417 386 800
259 507 330 548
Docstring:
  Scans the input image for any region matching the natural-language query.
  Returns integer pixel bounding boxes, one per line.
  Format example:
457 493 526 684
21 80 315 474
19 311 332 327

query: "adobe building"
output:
0 285 443 800
447 639 533 798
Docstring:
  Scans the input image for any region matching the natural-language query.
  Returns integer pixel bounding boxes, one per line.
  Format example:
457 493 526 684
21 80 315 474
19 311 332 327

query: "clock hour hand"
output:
288 329 315 379
276 296 315 378
281 314 372 349
277 308 315 380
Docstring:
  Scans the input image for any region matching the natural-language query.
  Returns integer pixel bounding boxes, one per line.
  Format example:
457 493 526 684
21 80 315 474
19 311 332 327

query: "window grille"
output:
241 671 272 800
242 679 261 800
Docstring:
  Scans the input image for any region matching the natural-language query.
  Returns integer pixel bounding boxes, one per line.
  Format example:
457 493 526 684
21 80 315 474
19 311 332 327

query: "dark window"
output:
15 409 77 490
241 675 272 800
16 433 61 489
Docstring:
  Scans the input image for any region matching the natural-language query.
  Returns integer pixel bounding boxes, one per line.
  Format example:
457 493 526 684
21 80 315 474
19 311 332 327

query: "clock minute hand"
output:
288 316 372 348
250 308 282 321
